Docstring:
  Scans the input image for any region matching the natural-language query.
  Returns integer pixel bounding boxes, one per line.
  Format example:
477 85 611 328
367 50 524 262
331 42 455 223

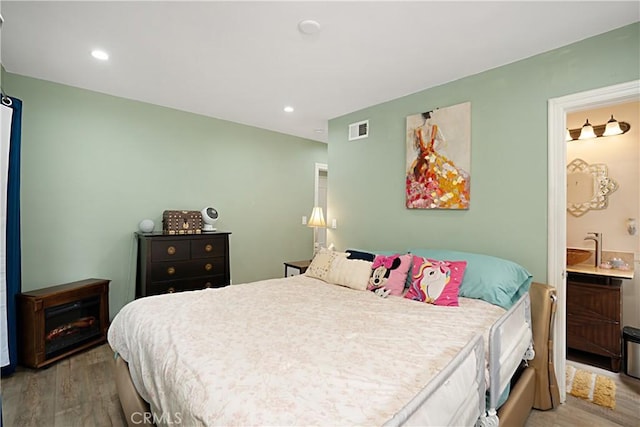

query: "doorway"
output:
314 163 328 250
548 80 639 402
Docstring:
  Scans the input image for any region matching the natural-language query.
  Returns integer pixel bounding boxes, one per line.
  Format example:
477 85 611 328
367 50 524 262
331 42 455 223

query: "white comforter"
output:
108 275 505 426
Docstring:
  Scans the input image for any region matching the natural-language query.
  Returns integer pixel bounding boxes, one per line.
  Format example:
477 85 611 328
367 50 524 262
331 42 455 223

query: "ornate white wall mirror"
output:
566 158 618 217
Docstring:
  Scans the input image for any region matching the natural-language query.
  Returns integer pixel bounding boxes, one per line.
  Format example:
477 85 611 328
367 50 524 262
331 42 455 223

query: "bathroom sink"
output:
567 248 591 266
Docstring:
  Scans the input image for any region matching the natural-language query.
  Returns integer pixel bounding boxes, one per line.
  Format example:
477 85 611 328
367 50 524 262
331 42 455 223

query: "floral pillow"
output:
367 254 412 296
404 256 467 306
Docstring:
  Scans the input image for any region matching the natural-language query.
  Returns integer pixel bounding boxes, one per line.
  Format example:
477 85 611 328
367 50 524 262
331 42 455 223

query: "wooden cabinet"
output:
18 278 110 368
284 260 311 277
136 231 231 297
567 272 622 372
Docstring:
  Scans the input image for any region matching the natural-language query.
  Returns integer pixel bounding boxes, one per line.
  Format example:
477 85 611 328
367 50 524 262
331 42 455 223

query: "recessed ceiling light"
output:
284 106 294 113
298 20 321 35
91 50 109 61
314 129 324 134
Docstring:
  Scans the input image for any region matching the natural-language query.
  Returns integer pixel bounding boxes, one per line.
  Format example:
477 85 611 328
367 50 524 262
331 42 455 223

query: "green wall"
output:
4 73 327 318
328 23 639 283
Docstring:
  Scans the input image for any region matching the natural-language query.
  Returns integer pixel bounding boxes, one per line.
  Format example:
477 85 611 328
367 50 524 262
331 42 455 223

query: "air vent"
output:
348 120 369 141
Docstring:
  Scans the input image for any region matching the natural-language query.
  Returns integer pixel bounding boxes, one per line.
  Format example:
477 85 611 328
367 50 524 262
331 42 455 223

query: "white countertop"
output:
567 264 634 280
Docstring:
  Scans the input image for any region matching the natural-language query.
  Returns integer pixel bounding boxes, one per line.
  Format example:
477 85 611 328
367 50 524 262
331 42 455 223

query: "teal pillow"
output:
408 249 532 310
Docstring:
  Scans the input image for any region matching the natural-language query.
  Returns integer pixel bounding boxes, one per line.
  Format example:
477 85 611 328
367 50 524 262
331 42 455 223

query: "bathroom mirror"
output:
567 158 618 217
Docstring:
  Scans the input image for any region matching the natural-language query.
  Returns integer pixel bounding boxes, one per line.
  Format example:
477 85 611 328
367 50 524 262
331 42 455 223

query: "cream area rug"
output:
566 365 616 409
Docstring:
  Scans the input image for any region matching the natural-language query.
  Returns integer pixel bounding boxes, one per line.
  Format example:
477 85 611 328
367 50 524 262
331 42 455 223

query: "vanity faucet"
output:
584 232 602 268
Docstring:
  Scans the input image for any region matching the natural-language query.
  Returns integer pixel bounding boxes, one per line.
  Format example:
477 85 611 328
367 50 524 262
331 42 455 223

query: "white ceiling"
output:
1 1 638 143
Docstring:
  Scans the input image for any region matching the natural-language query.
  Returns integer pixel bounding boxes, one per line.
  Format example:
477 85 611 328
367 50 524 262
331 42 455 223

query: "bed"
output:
108 249 558 426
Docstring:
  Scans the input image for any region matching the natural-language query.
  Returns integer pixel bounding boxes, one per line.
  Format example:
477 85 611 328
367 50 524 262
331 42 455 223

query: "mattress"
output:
108 275 505 426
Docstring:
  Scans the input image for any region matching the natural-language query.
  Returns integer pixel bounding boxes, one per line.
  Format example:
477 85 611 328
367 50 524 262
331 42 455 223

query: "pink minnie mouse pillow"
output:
405 256 467 306
367 254 412 296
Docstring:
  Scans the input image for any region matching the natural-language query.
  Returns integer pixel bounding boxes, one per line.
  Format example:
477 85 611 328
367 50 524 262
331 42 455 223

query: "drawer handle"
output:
205 244 213 252
167 267 176 275
167 287 176 293
205 282 212 288
205 263 213 271
167 246 176 255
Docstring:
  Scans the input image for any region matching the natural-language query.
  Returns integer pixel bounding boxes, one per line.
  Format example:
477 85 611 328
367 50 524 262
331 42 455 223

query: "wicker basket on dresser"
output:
135 231 231 297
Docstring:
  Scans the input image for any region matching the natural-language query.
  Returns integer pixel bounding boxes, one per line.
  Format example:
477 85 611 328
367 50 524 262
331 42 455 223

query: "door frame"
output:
547 79 639 402
314 162 328 248
314 162 328 206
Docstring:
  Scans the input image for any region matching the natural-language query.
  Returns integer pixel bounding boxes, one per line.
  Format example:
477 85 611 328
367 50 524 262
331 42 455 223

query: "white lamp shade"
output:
565 128 573 141
307 207 326 228
603 115 623 137
578 119 596 140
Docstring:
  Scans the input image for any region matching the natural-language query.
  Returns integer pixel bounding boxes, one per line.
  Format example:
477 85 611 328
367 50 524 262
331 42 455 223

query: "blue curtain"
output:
1 96 22 377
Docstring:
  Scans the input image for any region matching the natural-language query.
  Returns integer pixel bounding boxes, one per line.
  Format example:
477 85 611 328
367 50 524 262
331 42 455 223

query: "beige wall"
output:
567 101 640 328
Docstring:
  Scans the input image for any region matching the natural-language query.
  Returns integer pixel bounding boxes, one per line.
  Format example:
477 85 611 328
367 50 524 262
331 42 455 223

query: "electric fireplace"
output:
18 278 110 368
44 296 101 359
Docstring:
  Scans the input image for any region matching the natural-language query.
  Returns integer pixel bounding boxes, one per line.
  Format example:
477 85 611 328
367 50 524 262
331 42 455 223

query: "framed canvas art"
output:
405 101 471 209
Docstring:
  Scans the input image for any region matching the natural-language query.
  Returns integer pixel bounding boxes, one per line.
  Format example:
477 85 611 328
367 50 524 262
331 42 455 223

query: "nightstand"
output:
284 260 311 277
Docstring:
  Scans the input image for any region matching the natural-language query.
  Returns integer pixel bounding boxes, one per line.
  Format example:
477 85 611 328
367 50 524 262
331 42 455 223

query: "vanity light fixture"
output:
567 115 630 141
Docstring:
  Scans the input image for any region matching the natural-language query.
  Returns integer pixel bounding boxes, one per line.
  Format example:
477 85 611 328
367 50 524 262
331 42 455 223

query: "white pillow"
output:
305 248 348 281
327 256 373 291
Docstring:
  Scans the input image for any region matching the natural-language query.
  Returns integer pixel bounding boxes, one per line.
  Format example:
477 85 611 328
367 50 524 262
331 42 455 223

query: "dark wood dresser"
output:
136 231 231 297
566 272 622 372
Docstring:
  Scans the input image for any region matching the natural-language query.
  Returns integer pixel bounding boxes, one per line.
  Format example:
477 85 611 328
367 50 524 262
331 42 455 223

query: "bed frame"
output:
112 282 558 427
495 282 560 426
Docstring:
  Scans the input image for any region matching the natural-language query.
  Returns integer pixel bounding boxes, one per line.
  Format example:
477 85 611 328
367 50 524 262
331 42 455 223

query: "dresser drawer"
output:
146 277 227 296
151 240 190 262
136 231 231 298
191 236 226 258
150 258 226 282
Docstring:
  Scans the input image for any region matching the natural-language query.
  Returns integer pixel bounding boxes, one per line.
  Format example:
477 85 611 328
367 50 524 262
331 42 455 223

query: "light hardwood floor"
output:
2 343 127 427
526 361 640 427
2 344 639 426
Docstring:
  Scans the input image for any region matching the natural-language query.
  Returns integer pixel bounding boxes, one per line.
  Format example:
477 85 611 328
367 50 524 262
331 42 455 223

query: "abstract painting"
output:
405 101 471 209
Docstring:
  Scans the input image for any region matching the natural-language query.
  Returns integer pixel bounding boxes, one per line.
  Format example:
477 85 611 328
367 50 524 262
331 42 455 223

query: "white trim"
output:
1 103 13 367
314 162 328 250
547 80 640 403
314 162 328 206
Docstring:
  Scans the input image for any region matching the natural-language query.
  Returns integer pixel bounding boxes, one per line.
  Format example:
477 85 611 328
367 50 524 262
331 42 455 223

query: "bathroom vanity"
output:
566 265 633 372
